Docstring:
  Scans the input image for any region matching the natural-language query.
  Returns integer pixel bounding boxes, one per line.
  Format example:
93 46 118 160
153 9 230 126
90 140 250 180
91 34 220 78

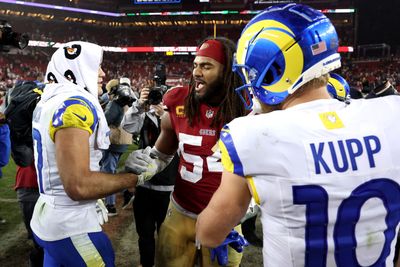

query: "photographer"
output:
121 83 178 267
0 20 43 267
0 18 29 187
4 80 45 266
101 77 134 216
0 20 29 52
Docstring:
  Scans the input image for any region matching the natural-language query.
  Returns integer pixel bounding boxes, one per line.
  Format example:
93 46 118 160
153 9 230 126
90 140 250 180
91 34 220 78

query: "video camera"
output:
147 63 168 105
109 77 136 107
0 20 29 52
148 76 168 105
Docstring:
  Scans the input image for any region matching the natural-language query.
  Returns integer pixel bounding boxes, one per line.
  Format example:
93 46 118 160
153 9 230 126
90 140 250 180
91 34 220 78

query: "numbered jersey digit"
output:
179 133 203 183
178 133 223 183
293 179 400 267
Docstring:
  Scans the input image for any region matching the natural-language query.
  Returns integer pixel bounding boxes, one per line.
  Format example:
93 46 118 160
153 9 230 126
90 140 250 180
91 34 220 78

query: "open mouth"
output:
195 80 205 91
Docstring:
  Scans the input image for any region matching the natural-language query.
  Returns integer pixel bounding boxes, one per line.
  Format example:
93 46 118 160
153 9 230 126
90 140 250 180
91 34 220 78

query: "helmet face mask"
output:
233 3 342 109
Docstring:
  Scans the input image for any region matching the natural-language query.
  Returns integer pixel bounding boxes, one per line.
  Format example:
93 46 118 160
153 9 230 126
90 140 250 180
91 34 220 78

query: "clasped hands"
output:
125 146 173 185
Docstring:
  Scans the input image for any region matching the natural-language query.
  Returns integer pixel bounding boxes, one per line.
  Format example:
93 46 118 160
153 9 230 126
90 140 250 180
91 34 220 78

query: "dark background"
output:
356 0 400 47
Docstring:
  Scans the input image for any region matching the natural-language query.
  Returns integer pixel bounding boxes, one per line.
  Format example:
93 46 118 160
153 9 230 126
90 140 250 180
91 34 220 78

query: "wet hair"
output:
184 36 247 128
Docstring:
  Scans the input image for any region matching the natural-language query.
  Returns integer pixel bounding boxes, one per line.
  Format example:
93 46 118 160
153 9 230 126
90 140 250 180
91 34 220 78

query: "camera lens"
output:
16 33 29 50
148 89 163 105
0 21 29 51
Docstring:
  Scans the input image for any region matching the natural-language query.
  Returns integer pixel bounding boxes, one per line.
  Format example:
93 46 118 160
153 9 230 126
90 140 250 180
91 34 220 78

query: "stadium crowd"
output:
2 52 400 95
340 57 400 91
0 12 357 91
10 18 240 47
0 52 192 92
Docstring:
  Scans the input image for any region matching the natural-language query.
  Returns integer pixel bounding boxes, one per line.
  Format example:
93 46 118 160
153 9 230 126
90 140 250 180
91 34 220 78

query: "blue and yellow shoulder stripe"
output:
219 125 245 177
219 125 261 204
50 95 98 141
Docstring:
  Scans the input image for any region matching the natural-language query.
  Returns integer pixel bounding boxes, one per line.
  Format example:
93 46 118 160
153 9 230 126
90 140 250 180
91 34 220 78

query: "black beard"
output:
195 78 224 106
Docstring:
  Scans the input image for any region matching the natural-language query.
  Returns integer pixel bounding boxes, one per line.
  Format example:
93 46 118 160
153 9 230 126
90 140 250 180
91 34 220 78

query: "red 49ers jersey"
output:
163 86 223 214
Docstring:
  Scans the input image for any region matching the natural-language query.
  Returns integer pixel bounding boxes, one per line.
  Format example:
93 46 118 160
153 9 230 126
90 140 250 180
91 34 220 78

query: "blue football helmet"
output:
233 3 341 108
327 73 350 102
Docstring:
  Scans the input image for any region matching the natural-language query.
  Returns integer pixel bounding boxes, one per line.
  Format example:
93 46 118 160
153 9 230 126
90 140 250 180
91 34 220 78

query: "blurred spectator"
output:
365 80 400 99
0 90 6 112
4 80 45 266
350 87 364 99
0 109 11 224
121 86 178 267
99 84 110 110
14 164 44 266
0 110 10 178
101 77 134 216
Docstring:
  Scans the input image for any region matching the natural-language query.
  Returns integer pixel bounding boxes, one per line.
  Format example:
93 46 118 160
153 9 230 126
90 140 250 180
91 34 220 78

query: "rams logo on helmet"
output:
64 44 82 60
233 3 341 108
327 73 350 102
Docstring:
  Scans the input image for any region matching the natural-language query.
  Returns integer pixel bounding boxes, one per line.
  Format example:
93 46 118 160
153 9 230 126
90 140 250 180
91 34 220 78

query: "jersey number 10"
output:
293 178 400 266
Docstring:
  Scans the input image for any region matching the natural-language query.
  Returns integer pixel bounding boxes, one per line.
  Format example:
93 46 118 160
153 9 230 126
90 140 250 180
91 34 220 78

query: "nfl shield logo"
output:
205 109 214 119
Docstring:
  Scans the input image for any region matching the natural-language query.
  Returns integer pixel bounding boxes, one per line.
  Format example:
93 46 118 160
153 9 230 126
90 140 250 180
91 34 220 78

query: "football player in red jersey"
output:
125 37 247 266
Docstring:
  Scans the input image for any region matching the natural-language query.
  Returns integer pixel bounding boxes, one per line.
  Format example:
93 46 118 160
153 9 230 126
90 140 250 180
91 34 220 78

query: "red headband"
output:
196 39 226 65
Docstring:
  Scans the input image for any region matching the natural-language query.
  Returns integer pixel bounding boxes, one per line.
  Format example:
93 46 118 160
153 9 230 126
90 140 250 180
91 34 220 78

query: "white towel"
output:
45 41 103 98
42 41 110 149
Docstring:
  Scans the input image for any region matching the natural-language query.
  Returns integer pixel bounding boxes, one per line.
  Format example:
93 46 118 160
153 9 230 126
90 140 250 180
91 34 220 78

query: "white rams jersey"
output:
220 97 400 267
31 89 104 241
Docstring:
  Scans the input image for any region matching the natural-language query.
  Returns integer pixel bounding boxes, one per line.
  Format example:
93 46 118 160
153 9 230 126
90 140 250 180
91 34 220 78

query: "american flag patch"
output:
311 41 327 55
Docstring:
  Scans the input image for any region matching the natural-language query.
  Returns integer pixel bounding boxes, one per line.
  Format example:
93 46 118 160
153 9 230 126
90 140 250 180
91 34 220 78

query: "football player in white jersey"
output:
327 73 350 103
196 3 400 267
30 41 157 266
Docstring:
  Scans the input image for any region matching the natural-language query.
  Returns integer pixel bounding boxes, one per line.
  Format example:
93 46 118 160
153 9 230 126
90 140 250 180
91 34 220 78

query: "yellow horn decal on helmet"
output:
237 20 294 66
329 79 346 98
236 20 303 94
236 20 295 84
257 29 303 94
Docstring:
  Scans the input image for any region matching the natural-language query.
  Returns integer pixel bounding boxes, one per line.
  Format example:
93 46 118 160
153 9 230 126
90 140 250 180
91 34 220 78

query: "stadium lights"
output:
200 11 239 15
254 0 293 3
0 0 355 17
28 40 353 54
321 9 355 13
126 9 354 16
0 0 123 17
338 46 354 53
